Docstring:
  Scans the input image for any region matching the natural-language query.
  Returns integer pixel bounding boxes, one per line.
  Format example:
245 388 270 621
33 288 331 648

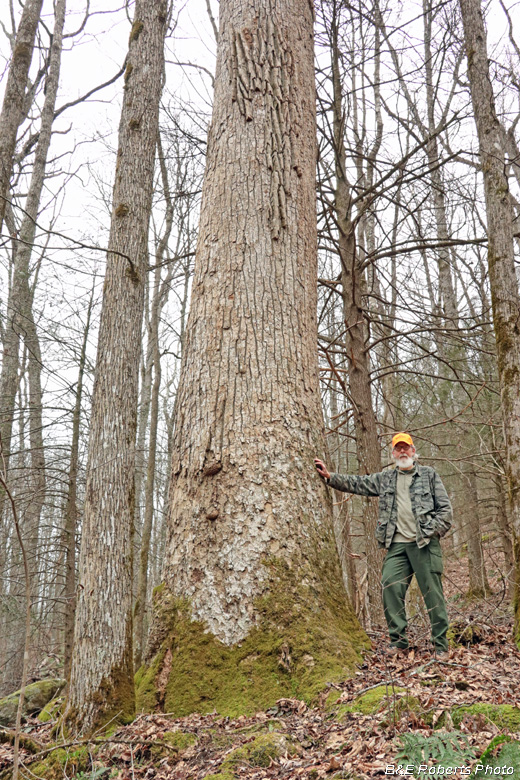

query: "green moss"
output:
129 20 144 42
137 545 367 718
38 696 63 723
0 679 65 726
150 729 197 758
447 622 484 646
26 746 90 779
325 685 421 725
220 733 295 773
163 730 196 749
135 646 166 712
451 703 520 730
203 774 233 780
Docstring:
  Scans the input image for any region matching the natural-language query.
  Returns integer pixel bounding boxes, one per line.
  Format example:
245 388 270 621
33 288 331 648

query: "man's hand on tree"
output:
314 458 330 480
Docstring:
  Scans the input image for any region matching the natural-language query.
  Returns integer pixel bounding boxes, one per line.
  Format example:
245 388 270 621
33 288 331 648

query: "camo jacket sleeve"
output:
327 471 384 497
431 469 453 537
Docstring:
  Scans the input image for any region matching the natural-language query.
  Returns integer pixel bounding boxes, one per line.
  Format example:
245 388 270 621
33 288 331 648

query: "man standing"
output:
315 433 452 656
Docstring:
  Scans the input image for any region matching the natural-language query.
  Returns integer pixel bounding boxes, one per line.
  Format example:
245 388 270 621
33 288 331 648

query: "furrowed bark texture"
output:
459 0 520 637
151 0 360 671
64 0 167 734
0 0 44 230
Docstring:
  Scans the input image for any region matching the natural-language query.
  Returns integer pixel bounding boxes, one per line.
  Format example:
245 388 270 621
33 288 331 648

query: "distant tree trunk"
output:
459 0 520 641
0 0 65 692
142 0 363 717
63 0 167 734
464 465 491 597
494 469 514 597
423 0 459 329
0 0 44 230
63 287 94 685
134 135 174 668
330 13 384 628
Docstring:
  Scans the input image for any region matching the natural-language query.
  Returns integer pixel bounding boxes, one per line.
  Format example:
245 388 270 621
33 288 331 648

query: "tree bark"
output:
459 0 520 641
0 0 65 692
464 465 491 597
0 0 44 231
64 0 167 734
142 0 363 717
63 286 94 685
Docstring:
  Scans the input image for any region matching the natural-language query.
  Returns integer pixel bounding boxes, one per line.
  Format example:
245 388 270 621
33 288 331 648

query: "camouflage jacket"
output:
328 465 452 549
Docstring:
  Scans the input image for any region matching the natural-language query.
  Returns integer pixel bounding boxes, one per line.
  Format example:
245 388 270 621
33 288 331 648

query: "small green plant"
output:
395 731 476 777
76 767 111 780
475 736 520 776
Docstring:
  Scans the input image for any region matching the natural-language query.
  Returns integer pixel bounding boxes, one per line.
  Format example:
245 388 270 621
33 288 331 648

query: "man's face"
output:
392 441 415 470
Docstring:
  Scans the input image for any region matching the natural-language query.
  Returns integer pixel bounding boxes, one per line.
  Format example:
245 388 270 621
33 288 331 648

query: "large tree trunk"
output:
0 0 44 230
63 0 167 734
459 0 520 642
141 0 364 718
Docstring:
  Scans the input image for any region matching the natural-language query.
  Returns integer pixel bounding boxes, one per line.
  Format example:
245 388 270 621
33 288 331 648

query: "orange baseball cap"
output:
392 432 414 448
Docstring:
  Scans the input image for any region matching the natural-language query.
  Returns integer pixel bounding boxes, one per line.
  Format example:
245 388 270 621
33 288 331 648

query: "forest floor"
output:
2 542 520 779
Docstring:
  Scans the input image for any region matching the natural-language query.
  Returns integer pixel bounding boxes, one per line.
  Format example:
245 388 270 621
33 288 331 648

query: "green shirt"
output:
394 466 417 542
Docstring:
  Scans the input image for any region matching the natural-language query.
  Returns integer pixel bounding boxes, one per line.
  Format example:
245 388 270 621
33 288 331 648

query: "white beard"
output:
394 454 414 470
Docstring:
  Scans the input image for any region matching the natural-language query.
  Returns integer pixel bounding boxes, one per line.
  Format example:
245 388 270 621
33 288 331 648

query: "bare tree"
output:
0 0 44 230
0 0 66 692
63 0 168 733
142 0 361 716
459 0 520 638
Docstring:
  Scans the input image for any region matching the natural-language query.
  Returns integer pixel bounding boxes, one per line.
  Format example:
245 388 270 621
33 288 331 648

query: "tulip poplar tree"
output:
138 0 364 717
459 0 520 642
63 0 168 734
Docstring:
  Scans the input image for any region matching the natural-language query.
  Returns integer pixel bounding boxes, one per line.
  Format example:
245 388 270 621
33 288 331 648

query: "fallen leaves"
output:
3 550 520 780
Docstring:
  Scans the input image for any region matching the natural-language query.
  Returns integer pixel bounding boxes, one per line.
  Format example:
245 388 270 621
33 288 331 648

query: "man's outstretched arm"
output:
314 458 383 496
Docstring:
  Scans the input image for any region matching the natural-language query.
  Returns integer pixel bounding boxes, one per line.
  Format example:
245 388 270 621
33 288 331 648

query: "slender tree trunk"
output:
63 0 167 734
133 135 174 668
0 0 65 480
464 465 491 597
134 266 161 669
143 0 363 717
0 0 65 691
494 472 515 596
330 15 383 628
63 288 94 685
0 0 44 230
423 0 459 329
134 275 153 539
459 0 520 641
24 281 46 572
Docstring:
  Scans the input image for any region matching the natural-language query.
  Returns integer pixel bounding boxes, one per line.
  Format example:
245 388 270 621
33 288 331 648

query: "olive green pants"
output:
381 539 449 651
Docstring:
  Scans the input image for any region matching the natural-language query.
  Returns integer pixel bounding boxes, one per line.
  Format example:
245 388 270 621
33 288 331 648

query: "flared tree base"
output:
136 554 368 718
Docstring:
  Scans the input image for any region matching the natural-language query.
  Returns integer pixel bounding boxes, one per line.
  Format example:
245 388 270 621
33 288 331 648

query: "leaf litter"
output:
2 547 520 779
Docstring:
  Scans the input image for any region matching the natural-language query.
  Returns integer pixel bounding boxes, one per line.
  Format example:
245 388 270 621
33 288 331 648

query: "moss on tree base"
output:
136 557 367 717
